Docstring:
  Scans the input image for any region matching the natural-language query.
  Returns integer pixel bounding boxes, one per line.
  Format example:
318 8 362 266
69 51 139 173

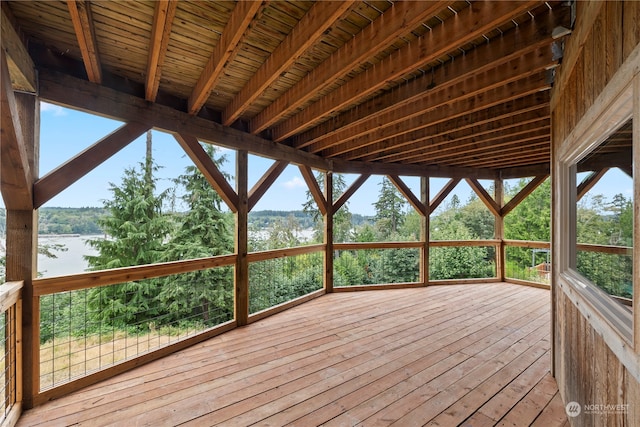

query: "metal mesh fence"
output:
429 245 495 280
577 249 633 300
39 266 233 390
334 248 420 287
505 245 551 284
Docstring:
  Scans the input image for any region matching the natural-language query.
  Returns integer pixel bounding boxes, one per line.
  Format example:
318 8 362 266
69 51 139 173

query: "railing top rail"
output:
334 241 423 250
0 280 24 313
503 239 551 249
247 244 325 262
576 242 633 255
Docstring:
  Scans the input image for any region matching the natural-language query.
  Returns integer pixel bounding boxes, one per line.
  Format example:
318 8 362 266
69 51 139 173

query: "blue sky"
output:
14 102 633 216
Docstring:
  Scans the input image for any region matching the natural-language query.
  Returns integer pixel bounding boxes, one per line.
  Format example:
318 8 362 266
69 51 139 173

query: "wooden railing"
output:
503 240 551 288
0 281 23 427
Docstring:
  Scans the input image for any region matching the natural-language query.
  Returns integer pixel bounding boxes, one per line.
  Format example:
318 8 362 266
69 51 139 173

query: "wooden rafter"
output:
249 0 449 134
577 169 609 201
33 122 150 208
0 4 36 92
271 0 540 142
317 48 555 158
334 174 369 212
298 165 326 216
501 175 549 217
223 0 355 126
466 178 500 218
0 49 32 209
442 143 550 168
388 175 427 217
173 133 239 213
429 178 461 214
248 160 289 212
188 1 263 115
66 0 102 84
145 0 178 102
367 109 549 163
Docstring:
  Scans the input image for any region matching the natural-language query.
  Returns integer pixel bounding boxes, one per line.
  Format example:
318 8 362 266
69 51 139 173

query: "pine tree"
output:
373 177 407 239
84 131 172 328
302 172 352 242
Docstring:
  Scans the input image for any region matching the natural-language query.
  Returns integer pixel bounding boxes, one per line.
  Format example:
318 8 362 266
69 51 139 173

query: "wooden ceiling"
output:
3 1 572 179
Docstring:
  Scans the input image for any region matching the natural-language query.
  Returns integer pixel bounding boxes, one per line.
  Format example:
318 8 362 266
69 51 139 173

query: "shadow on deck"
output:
18 282 568 426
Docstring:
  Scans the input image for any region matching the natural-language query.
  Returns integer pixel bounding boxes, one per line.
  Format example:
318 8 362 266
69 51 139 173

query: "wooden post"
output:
495 178 505 281
420 176 429 286
235 150 249 325
633 75 639 352
324 171 334 293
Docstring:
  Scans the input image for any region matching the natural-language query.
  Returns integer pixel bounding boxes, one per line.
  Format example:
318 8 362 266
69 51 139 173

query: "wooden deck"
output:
18 283 568 426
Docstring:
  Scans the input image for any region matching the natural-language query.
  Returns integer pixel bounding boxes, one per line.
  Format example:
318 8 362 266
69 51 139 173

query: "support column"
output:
420 177 429 286
495 178 505 281
324 171 334 293
235 150 249 325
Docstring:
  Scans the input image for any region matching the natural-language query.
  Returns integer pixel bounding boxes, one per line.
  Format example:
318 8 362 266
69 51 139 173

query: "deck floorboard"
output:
18 283 567 427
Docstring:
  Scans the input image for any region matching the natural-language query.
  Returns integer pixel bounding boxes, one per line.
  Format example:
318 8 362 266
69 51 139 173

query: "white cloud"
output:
282 176 305 190
40 102 67 116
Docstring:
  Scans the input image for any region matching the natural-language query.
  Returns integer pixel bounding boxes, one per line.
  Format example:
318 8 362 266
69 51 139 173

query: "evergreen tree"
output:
84 131 172 328
158 144 234 325
302 172 352 242
373 177 407 239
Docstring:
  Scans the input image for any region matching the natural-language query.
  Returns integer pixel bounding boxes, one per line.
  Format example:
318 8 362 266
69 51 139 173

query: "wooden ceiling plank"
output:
366 110 550 163
501 175 549 216
38 69 331 172
298 165 326 215
249 0 449 134
465 178 501 217
577 168 610 201
292 6 568 150
66 0 102 84
388 175 427 216
272 0 541 142
446 146 550 169
396 125 551 165
0 49 32 210
224 0 355 126
429 178 461 214
33 122 150 209
248 160 289 211
145 0 178 101
500 164 551 180
173 133 239 213
325 76 551 160
422 138 550 167
188 1 263 115
1 4 36 92
334 173 369 212
317 48 555 157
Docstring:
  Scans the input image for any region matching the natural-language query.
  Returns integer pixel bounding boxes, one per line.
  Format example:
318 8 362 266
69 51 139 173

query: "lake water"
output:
37 235 101 277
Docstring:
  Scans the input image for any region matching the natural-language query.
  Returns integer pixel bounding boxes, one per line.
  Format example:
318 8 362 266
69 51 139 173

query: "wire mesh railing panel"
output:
505 245 551 285
0 283 20 424
429 245 495 280
334 248 420 287
249 252 323 314
39 266 233 390
577 250 633 300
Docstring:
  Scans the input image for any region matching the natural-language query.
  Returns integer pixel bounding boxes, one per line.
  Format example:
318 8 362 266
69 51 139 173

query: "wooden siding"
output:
551 1 640 425
17 283 566 426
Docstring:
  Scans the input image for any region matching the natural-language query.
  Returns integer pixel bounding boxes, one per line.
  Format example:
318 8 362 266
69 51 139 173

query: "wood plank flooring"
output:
18 283 568 426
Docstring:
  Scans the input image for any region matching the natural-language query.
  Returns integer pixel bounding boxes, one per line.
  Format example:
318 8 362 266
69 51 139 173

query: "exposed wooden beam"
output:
317 48 555 157
459 147 550 169
291 6 567 151
38 69 330 171
331 158 498 180
298 165 326 216
173 133 239 213
66 0 102 84
0 49 32 209
33 122 149 208
224 0 355 126
145 0 178 102
576 169 609 202
272 0 540 142
249 0 449 133
406 126 551 165
188 1 263 115
388 175 427 217
501 175 549 216
248 160 289 212
0 3 36 92
333 174 369 213
368 110 550 163
500 163 550 180
429 178 461 214
466 178 500 218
